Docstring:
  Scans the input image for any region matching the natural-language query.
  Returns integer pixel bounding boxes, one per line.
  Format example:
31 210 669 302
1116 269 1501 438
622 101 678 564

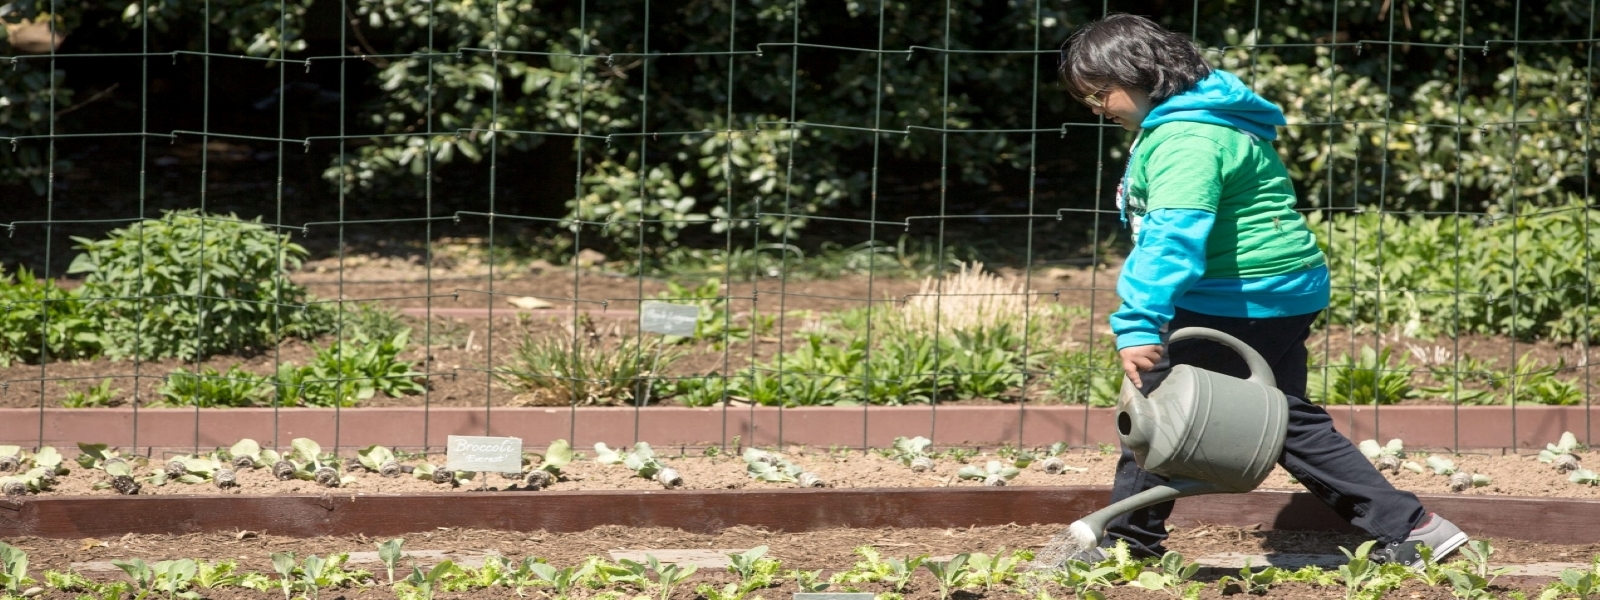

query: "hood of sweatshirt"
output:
1140 69 1287 140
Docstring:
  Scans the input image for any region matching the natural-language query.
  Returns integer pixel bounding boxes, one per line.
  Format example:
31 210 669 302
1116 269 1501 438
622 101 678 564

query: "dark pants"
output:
1102 308 1427 557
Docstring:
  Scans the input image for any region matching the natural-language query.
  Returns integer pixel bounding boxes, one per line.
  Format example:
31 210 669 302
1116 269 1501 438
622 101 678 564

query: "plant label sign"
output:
446 435 522 473
640 301 700 336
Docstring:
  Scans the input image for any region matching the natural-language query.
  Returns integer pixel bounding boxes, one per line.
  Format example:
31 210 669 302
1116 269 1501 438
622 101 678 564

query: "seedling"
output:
402 559 457 600
1571 468 1600 486
194 560 244 589
1216 558 1286 595
1417 454 1491 492
831 545 925 590
742 449 824 487
890 436 935 472
270 552 297 600
637 555 696 600
1035 442 1087 474
526 561 579 600
957 460 1021 486
411 463 475 487
924 553 970 600
219 440 267 472
0 541 37 597
964 550 1022 590
595 442 682 488
377 538 404 584
1358 438 1407 474
789 569 829 593
524 439 574 490
0 446 20 473
358 445 404 477
1548 559 1598 599
88 454 141 495
1124 551 1202 599
1539 431 1584 473
285 438 354 487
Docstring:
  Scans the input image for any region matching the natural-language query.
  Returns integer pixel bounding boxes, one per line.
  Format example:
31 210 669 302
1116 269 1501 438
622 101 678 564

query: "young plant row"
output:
1359 432 1600 491
6 535 1600 600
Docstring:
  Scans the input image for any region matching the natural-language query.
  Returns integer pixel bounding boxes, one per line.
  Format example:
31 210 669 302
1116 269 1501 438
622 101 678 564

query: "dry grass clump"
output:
900 262 1036 337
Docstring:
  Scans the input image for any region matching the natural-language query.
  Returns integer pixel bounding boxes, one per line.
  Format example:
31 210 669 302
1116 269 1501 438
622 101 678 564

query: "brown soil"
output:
3 261 1592 410
1 523 1589 599
20 445 1600 501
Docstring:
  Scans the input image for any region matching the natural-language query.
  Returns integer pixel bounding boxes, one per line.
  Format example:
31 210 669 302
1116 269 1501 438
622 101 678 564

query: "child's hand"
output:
1119 345 1165 388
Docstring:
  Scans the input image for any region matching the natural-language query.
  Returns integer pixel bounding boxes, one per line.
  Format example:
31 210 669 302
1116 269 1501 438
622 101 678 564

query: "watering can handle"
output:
1167 327 1277 389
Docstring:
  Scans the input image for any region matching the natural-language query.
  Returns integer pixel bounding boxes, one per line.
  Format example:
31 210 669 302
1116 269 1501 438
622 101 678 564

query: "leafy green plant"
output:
924 554 970 600
0 541 37 598
889 436 935 472
0 266 101 367
963 550 1022 591
1571 468 1600 486
157 365 270 407
1358 438 1407 474
269 553 297 600
1216 558 1287 595
194 560 244 589
68 210 329 361
1332 541 1407 600
527 561 580 600
1542 556 1600 599
410 463 475 487
742 448 823 487
226 438 280 471
726 546 780 593
1308 346 1419 405
1539 432 1585 473
358 445 404 478
595 442 681 488
377 539 404 585
523 439 574 490
635 555 695 600
400 559 457 600
1125 551 1202 599
60 378 121 408
1049 343 1122 407
278 331 427 407
277 438 354 488
958 460 1021 487
789 569 830 593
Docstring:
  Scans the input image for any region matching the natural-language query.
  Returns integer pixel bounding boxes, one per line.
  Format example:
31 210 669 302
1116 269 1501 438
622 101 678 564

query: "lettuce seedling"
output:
1126 551 1202 599
958 460 1021 486
358 445 403 477
194 560 244 589
1358 438 1407 474
964 550 1022 591
1216 558 1287 595
596 442 681 488
1539 431 1584 473
789 569 829 593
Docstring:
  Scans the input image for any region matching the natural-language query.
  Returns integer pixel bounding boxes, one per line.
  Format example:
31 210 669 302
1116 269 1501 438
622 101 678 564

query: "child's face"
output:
1088 86 1152 131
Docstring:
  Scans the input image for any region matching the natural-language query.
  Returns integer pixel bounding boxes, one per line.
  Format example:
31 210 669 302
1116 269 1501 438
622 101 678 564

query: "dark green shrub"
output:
67 210 325 361
0 267 100 367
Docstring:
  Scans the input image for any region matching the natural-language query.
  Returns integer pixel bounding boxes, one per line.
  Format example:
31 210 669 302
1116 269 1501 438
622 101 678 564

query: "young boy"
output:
1057 13 1468 568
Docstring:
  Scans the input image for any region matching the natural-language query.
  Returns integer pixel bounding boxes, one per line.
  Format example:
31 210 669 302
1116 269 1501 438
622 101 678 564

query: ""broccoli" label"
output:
445 435 523 473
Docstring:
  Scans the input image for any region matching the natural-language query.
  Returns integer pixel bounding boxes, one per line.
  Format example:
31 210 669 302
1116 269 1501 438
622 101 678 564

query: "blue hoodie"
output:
1109 69 1328 350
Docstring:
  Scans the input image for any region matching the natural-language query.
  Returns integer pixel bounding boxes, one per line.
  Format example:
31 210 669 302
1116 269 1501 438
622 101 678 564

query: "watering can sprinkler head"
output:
1064 327 1290 553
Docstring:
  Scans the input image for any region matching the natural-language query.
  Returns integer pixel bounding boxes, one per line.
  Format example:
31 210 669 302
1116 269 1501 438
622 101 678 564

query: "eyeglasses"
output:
1080 88 1109 108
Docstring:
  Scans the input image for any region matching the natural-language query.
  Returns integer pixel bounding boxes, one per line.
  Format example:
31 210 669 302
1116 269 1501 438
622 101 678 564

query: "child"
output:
1057 13 1467 568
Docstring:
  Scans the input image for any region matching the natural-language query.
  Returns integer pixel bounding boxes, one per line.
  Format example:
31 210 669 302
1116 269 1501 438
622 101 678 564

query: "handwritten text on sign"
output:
445 435 523 473
640 301 701 337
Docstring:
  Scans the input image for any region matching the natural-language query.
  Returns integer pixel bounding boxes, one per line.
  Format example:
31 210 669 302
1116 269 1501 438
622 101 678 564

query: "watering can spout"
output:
1065 478 1229 553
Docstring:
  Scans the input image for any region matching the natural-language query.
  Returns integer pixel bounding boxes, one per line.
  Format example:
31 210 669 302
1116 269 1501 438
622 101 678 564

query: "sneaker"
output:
1371 513 1470 568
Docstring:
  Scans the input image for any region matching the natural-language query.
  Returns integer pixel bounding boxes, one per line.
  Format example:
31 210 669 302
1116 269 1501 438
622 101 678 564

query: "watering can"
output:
1065 327 1289 552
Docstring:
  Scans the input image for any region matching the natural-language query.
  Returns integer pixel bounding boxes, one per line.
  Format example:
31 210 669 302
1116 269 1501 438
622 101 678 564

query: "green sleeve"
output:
1139 134 1230 213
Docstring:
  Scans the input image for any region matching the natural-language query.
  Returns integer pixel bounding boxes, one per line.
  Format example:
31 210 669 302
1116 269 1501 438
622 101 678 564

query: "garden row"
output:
4 432 1597 499
4 534 1600 600
4 210 1596 410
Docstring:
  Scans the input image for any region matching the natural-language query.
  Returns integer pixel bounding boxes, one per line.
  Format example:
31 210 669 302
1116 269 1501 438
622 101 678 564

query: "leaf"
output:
1358 439 1382 459
31 447 61 469
594 443 623 465
230 439 260 459
290 438 322 464
543 440 573 471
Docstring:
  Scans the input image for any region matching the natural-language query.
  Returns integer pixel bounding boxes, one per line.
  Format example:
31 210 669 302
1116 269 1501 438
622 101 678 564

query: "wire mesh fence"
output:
0 0 1595 455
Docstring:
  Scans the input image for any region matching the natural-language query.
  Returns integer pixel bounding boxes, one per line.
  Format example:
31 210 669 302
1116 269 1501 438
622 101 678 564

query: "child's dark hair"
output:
1058 13 1212 105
